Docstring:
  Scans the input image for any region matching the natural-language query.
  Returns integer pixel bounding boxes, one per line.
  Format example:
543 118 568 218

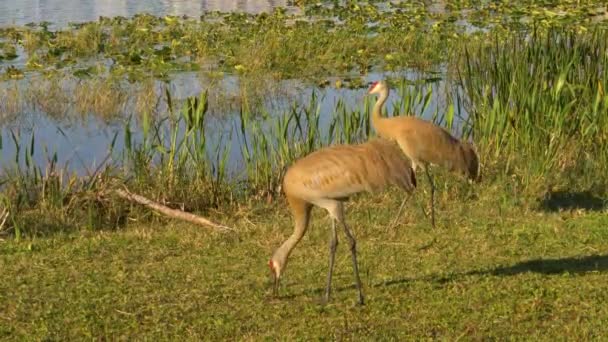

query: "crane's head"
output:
367 80 387 95
268 258 282 297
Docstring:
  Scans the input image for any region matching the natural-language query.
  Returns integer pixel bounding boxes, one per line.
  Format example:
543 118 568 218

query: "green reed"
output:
238 91 325 199
458 26 608 186
0 128 123 237
121 88 233 210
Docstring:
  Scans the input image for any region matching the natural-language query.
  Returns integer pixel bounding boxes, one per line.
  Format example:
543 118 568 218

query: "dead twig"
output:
0 207 9 235
114 188 235 232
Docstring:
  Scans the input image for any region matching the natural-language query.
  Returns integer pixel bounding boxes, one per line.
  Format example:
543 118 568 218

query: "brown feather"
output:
369 82 480 182
390 116 480 181
282 138 416 201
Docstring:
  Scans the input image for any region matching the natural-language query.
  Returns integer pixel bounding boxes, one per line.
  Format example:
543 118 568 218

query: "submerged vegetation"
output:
1 0 607 117
0 1 608 338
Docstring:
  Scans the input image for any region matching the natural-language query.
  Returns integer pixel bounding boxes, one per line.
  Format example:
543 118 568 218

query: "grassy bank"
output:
1 181 608 339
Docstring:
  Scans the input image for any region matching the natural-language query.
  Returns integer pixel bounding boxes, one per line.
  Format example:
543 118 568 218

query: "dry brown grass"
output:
73 78 128 120
26 77 71 119
133 78 159 118
0 82 23 121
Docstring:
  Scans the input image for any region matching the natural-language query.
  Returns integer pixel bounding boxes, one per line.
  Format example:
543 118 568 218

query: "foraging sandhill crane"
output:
269 138 417 305
367 80 480 227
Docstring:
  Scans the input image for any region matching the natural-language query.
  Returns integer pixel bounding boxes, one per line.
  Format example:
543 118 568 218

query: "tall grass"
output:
0 79 448 237
458 26 608 188
0 129 123 237
121 88 233 209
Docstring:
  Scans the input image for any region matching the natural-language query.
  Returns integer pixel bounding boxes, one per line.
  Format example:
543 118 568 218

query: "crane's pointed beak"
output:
269 260 280 298
270 270 280 298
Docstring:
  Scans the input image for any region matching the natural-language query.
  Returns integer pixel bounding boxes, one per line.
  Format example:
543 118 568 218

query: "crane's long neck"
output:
371 87 390 137
271 199 311 270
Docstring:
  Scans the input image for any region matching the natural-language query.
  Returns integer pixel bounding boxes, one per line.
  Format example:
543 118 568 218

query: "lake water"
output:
0 0 462 178
0 71 460 178
0 0 300 28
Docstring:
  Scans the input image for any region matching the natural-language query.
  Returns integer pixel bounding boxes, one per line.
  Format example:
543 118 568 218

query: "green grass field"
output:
2 1 608 339
2 180 607 340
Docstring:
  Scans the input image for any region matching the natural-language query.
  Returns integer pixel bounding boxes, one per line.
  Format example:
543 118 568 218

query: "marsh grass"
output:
73 77 129 119
0 82 22 121
0 76 130 122
458 26 608 193
0 129 127 238
2 26 608 237
0 79 448 237
0 70 305 127
24 77 72 119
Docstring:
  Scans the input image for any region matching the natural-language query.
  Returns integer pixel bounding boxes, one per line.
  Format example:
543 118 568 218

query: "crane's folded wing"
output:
283 139 415 200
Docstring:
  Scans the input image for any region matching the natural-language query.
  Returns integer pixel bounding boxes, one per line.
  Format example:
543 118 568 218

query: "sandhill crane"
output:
368 80 480 227
269 138 417 305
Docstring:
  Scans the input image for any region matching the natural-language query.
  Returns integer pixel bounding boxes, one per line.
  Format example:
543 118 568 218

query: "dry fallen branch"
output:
114 188 235 232
0 207 9 234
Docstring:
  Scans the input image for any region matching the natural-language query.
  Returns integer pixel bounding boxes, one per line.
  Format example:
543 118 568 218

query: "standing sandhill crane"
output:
269 138 416 305
367 80 480 227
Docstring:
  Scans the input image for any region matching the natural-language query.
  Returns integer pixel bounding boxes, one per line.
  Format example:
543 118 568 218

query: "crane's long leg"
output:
394 187 431 227
425 167 436 227
389 192 413 229
273 273 279 297
324 219 338 303
337 203 365 305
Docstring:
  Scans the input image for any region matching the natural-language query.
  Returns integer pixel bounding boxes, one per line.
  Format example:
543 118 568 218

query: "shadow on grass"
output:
538 190 606 212
481 254 608 276
273 254 608 302
380 254 608 289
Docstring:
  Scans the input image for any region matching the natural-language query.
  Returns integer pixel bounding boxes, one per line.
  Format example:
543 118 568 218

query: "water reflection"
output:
0 1 467 177
0 0 299 28
0 70 467 177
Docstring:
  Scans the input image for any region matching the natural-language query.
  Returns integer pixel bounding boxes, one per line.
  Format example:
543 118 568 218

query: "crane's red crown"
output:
268 259 275 272
368 81 379 93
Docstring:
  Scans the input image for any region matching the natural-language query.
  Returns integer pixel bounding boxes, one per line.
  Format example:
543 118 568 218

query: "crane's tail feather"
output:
370 138 417 192
461 142 481 182
407 168 417 189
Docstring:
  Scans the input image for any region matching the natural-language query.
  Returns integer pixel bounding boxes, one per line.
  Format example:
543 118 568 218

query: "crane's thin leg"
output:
400 152 428 220
388 192 413 230
411 191 431 220
425 167 436 227
273 273 279 298
324 219 338 303
337 203 365 305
